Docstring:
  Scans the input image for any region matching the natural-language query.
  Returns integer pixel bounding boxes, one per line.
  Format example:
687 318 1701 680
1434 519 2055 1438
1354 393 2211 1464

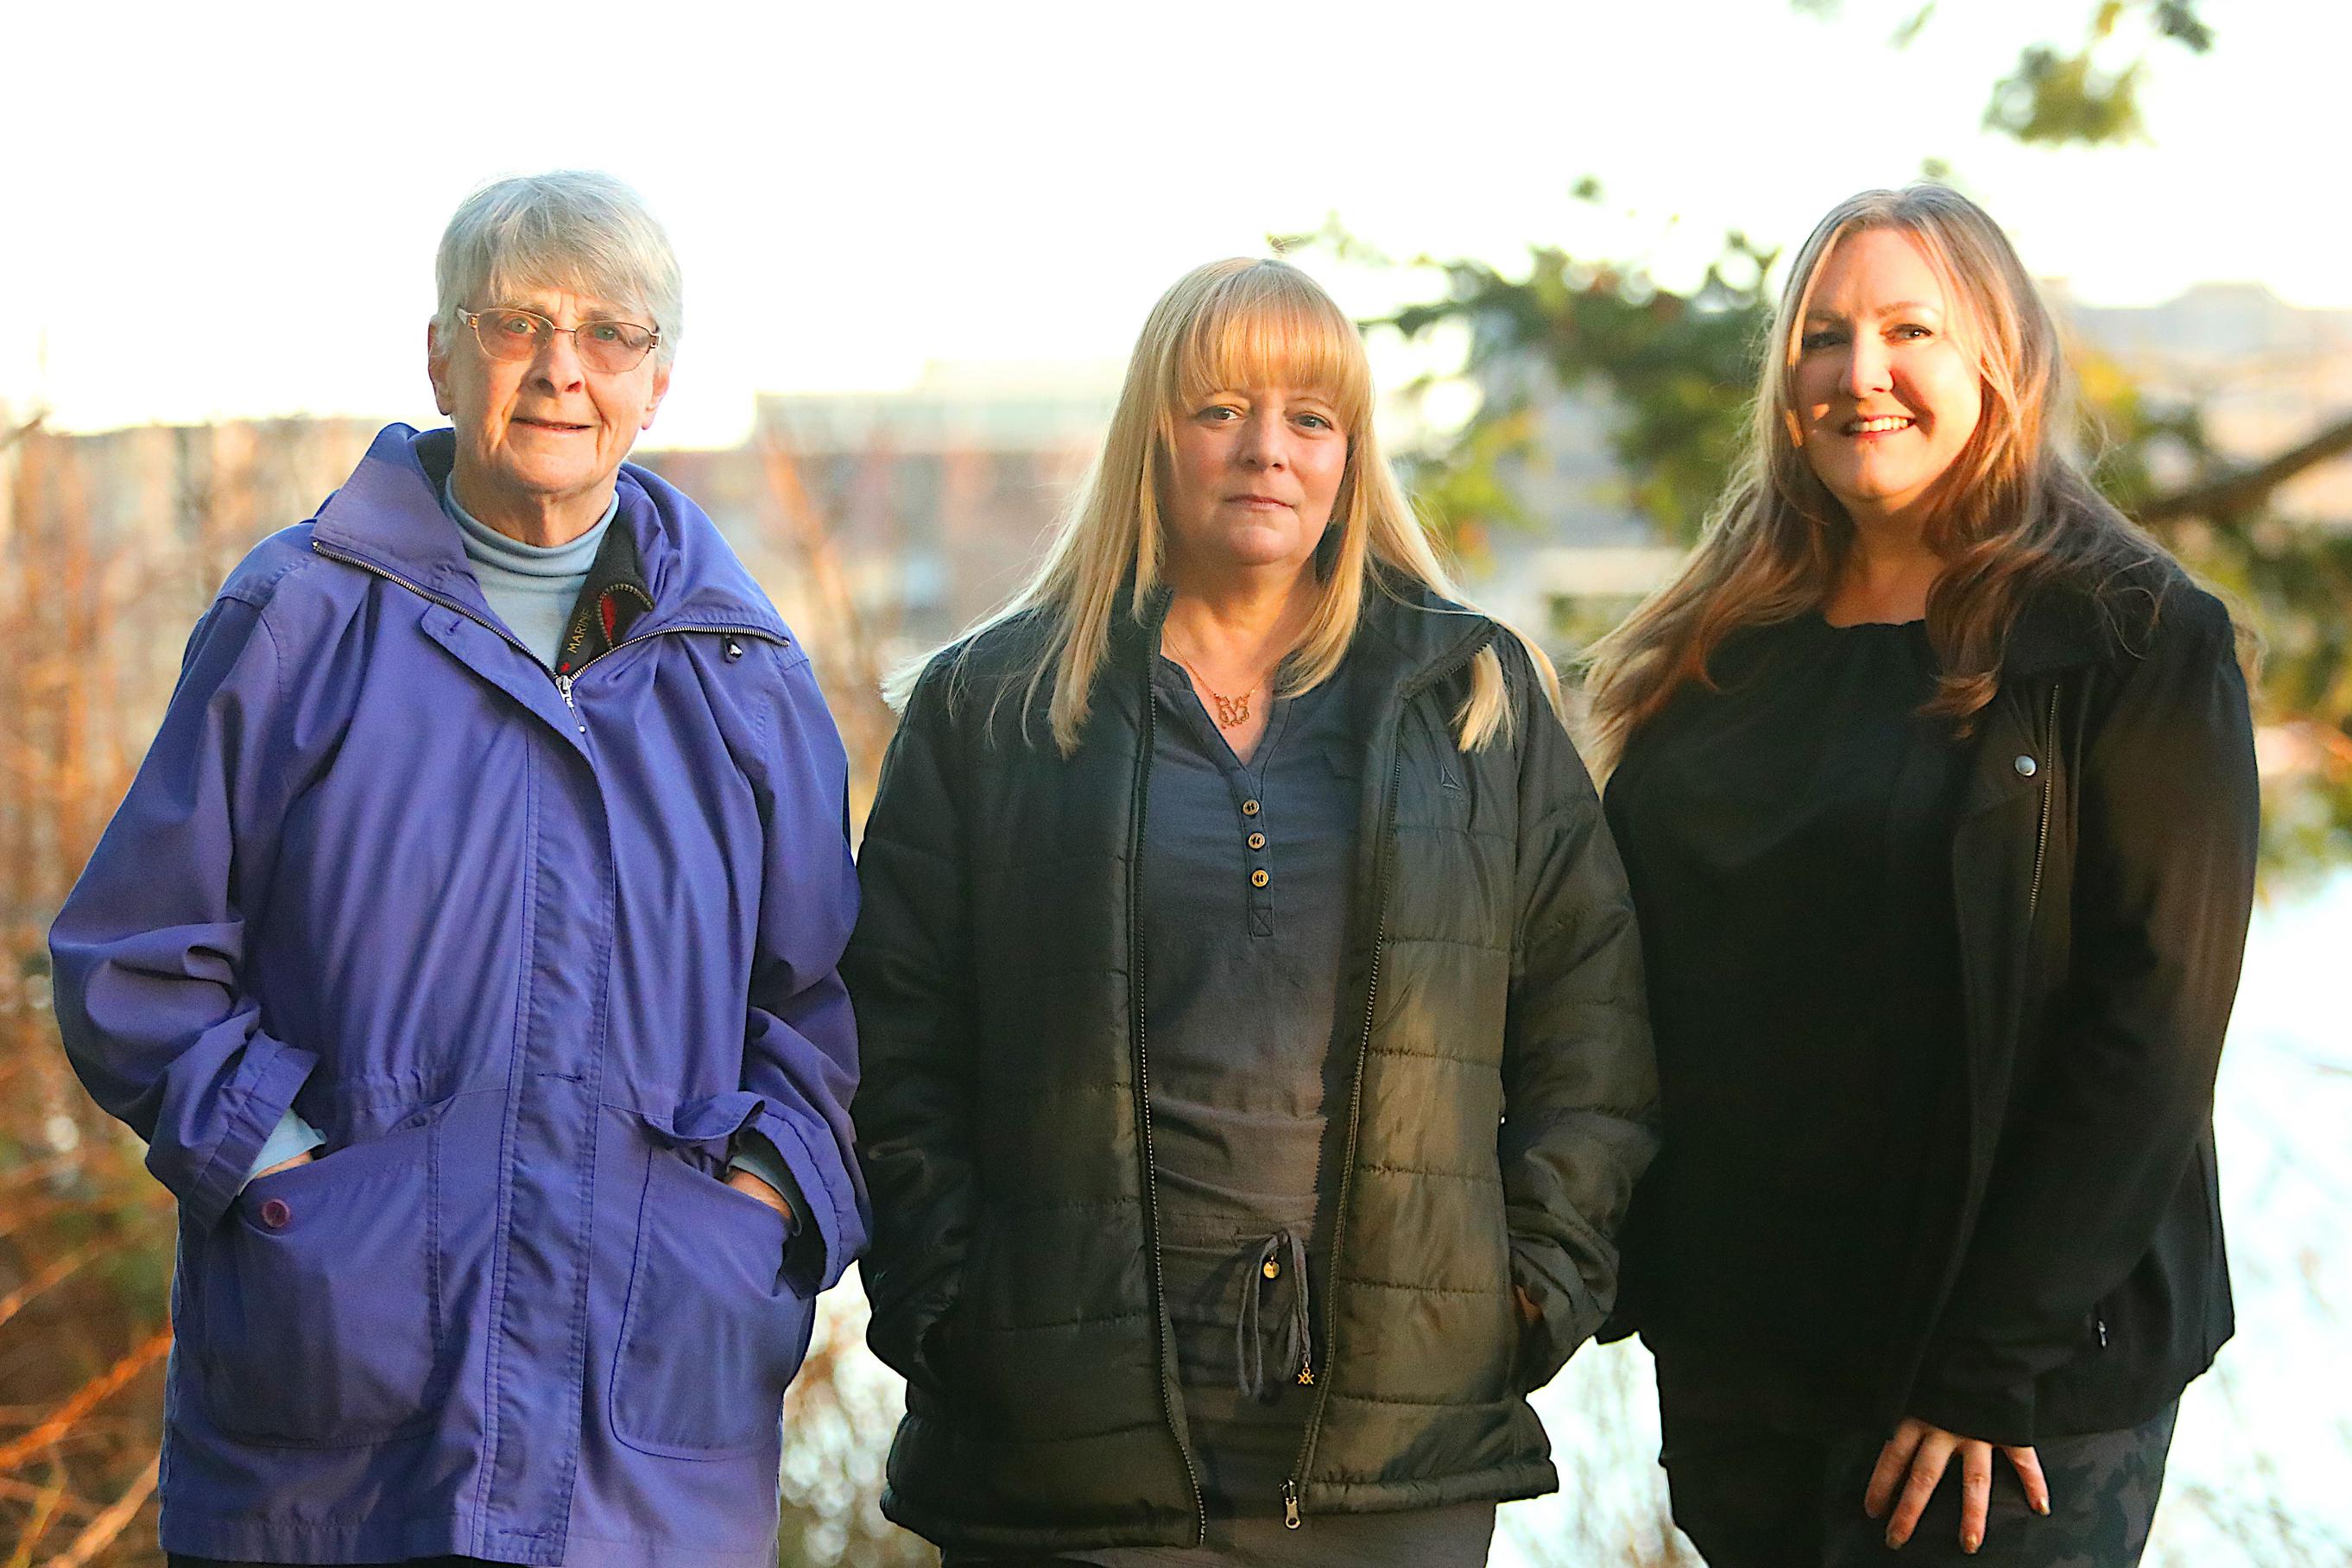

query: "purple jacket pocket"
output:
193 1114 448 1447
608 1136 815 1459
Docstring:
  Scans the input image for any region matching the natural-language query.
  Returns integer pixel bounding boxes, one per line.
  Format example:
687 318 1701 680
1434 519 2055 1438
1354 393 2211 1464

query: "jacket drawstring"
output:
1237 1230 1312 1402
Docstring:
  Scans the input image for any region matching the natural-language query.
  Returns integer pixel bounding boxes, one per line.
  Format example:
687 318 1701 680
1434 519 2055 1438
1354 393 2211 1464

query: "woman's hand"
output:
256 1149 316 1179
725 1166 795 1226
1865 1416 2049 1554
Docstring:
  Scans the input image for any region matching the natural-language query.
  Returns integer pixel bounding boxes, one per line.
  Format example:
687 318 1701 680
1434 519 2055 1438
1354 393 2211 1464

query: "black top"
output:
1604 614 1970 1425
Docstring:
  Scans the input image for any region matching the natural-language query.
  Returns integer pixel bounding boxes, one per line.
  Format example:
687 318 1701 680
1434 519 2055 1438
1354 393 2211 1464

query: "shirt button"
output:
2014 755 2039 777
1241 799 1261 817
1248 831 1266 850
1262 1257 1281 1280
1250 869 1270 888
258 1198 292 1230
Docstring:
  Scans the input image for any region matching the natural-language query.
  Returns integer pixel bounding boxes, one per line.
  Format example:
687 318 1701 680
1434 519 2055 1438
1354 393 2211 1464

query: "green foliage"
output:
1986 47 2147 144
1979 0 2213 146
1375 233 1777 548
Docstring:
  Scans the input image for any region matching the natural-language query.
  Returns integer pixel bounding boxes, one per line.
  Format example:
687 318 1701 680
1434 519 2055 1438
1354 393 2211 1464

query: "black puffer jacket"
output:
845 581 1660 1552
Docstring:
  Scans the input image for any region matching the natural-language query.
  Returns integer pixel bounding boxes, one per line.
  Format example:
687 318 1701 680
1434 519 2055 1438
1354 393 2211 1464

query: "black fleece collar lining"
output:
554 522 654 676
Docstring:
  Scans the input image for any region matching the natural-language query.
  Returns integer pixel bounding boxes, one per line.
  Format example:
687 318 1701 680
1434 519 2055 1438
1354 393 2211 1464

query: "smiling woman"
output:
1586 186 2259 1566
1788 227 1987 566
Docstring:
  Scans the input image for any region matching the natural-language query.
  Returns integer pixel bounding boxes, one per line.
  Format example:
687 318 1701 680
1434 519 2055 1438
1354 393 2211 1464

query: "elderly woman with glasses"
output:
50 171 865 1568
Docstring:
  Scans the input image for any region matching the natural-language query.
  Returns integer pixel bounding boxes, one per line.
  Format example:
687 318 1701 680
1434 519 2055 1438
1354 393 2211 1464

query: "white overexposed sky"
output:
3 0 2342 447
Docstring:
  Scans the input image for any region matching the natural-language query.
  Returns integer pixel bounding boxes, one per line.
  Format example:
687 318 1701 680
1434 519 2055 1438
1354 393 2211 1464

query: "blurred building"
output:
1453 351 1685 647
742 361 1122 663
2054 281 2352 520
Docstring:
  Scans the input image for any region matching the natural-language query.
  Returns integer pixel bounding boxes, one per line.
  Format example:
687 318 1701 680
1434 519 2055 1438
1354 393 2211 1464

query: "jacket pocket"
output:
610 1146 814 1459
196 1115 444 1447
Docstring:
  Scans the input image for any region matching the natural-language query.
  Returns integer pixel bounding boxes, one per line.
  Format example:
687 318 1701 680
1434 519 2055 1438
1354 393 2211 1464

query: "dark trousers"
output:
1657 1381 2178 1568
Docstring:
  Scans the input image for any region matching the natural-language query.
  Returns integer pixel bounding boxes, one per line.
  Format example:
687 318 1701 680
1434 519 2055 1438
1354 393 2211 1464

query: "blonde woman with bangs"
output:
1591 186 2257 1565
846 258 1659 1562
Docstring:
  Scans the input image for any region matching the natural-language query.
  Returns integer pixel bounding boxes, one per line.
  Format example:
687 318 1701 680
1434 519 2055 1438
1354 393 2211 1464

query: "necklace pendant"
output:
1211 692 1251 729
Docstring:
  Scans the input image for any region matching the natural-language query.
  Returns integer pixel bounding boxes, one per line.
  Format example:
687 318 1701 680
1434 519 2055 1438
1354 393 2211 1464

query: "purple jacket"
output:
49 424 865 1567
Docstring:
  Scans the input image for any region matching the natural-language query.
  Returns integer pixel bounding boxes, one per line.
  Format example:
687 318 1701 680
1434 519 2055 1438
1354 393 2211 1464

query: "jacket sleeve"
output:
48 593 323 1231
1499 650 1662 1391
1911 595 2259 1445
737 643 869 1294
843 659 977 1399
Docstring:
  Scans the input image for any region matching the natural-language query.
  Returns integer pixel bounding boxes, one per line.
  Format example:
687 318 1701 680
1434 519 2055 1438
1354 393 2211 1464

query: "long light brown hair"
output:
897 257 1561 755
1584 184 2161 765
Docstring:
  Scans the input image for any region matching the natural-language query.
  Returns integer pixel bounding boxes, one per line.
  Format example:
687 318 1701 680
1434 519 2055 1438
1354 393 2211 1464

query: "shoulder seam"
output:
217 549 321 612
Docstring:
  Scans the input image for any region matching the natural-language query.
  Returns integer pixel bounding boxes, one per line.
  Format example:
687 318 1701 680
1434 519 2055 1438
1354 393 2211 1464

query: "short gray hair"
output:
434 171 683 367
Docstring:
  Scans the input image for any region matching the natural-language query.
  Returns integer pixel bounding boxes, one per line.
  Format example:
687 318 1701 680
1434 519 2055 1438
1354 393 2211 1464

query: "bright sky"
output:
6 0 2342 448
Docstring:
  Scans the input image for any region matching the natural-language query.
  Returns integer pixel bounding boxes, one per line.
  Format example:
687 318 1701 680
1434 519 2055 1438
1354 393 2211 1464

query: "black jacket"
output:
845 582 1660 1552
1618 562 2259 1449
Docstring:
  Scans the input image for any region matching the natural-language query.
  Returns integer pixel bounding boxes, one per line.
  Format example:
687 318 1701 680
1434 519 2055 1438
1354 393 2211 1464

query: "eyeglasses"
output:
457 306 661 373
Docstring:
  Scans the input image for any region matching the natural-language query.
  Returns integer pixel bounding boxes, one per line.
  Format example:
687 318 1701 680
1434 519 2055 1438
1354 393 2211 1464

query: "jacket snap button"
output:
2014 755 2039 778
1262 1258 1281 1280
1250 869 1270 888
724 638 744 661
1248 831 1266 850
258 1197 292 1230
1241 800 1261 817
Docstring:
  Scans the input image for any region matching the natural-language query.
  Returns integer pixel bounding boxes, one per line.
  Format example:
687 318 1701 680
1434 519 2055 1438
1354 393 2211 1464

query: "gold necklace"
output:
1173 656 1264 730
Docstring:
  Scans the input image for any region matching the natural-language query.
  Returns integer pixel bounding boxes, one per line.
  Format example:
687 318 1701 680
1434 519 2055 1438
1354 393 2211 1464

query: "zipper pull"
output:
1281 1481 1301 1529
553 673 585 734
2096 1315 2109 1349
1297 1351 1315 1387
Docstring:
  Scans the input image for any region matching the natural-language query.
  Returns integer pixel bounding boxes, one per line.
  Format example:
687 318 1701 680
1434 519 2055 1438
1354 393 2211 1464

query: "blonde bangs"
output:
1167 269 1371 433
903 255 1566 757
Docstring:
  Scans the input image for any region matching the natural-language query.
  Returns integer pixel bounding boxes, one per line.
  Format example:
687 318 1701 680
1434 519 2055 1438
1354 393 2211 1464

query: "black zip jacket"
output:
844 581 1660 1552
1615 561 2258 1450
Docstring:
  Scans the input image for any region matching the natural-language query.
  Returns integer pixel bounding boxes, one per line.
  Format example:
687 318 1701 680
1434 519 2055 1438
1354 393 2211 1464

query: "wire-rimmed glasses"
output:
457 306 661 373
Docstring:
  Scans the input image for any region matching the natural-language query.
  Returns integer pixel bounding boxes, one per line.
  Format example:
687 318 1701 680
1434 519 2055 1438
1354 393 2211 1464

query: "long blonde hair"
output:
898 257 1561 755
1584 184 2160 766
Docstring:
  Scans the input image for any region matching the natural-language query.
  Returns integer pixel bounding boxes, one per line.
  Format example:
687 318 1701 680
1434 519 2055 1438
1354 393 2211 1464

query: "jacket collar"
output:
311 424 789 644
1356 569 1502 691
1999 581 2115 679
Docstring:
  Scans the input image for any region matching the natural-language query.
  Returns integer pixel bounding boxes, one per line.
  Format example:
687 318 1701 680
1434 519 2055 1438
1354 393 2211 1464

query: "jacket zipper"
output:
1280 626 1495 1529
1129 682 1206 1541
311 541 784 733
2025 681 2060 926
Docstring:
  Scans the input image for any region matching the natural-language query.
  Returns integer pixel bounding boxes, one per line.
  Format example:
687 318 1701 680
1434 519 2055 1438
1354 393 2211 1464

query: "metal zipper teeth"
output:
1129 681 1206 1541
311 541 785 711
2025 681 2060 925
1281 626 1496 1530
